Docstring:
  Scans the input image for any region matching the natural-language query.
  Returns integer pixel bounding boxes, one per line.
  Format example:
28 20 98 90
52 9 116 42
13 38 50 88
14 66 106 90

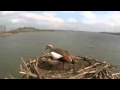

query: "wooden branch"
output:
33 63 42 79
21 57 30 71
77 63 100 73
8 53 119 79
68 70 97 79
9 74 15 79
90 64 109 79
19 71 38 78
112 73 120 76
21 75 26 79
92 57 117 68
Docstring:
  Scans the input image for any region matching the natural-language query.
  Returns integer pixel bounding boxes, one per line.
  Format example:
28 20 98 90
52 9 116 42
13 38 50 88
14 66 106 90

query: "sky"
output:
0 11 120 32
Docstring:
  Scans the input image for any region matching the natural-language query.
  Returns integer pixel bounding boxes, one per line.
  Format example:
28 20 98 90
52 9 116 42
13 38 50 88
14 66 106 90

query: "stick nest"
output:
10 53 120 79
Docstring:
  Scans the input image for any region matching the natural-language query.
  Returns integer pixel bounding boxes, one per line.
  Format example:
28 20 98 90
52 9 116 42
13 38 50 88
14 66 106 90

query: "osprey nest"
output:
9 53 120 79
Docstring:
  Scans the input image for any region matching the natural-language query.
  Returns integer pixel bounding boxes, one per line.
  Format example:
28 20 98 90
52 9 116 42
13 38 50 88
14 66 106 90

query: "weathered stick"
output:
33 63 42 79
9 74 15 79
21 57 30 71
19 71 38 78
17 53 120 79
90 64 109 79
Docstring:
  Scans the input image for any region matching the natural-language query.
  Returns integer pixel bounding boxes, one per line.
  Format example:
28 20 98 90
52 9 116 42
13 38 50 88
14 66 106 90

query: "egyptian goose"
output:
45 45 75 69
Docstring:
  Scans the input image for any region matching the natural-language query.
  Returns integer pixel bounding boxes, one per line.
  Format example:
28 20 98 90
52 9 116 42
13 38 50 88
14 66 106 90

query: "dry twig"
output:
9 53 120 79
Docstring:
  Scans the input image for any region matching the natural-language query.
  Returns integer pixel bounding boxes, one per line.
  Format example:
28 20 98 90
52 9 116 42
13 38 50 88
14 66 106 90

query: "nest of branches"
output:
11 53 120 79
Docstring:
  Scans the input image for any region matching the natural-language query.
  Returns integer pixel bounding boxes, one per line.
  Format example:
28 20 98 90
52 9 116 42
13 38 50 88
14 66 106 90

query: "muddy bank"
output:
0 33 18 37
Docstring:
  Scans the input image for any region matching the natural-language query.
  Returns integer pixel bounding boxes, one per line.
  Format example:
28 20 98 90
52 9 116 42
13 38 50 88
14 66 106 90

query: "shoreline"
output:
100 32 120 36
0 33 18 37
0 29 55 37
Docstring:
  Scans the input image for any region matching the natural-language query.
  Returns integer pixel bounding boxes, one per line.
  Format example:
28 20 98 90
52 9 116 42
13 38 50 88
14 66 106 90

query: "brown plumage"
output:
45 45 75 69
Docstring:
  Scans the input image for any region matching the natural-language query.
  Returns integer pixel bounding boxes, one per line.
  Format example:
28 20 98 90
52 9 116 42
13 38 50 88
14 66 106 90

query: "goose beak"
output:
45 47 47 50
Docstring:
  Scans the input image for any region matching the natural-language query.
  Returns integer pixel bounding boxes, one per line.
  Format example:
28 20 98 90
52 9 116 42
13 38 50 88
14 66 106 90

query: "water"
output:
0 31 120 79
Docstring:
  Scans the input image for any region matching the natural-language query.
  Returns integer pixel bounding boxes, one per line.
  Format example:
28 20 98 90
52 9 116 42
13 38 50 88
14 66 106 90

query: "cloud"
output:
24 12 64 23
80 11 98 25
42 12 55 17
11 19 20 23
62 11 75 13
80 11 96 20
98 11 120 26
1 11 18 15
1 11 120 32
80 11 120 26
67 18 77 23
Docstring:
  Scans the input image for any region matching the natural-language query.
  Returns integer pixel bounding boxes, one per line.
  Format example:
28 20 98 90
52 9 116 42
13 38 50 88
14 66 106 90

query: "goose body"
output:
51 51 63 59
45 45 75 64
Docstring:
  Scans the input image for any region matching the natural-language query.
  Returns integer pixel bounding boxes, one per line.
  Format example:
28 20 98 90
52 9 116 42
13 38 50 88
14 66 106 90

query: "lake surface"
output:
0 31 120 79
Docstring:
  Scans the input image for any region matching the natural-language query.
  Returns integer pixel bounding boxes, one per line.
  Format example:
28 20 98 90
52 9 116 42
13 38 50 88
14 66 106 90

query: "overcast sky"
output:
0 11 120 32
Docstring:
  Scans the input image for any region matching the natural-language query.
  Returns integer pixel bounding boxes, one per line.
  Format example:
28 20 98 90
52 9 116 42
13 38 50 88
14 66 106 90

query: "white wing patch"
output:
51 52 63 59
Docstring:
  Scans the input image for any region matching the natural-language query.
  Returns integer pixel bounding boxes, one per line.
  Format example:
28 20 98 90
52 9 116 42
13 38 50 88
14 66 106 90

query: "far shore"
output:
0 32 19 37
100 32 120 36
0 28 55 37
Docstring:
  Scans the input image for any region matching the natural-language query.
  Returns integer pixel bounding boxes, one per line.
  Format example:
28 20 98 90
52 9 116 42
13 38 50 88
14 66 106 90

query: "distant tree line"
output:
18 27 36 29
100 32 120 36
